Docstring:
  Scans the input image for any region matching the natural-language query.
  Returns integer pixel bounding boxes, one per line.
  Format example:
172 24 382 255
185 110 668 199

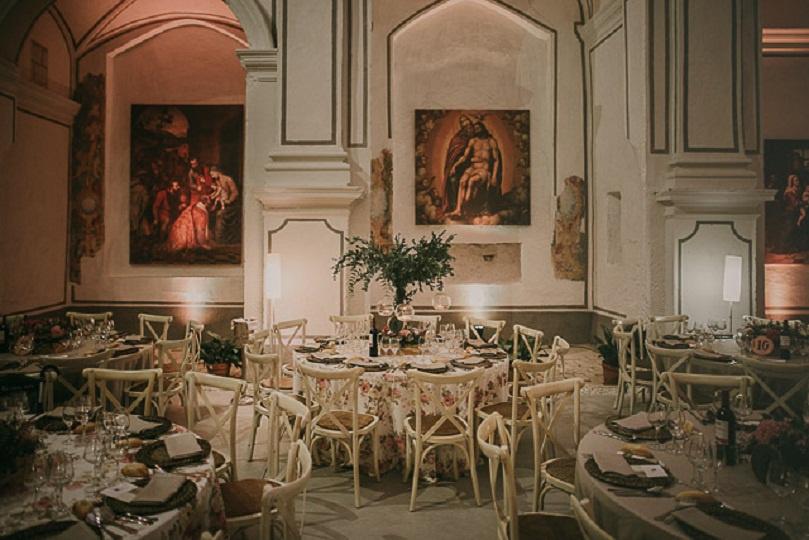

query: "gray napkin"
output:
128 416 161 434
614 412 653 432
672 507 765 540
594 452 636 476
133 473 185 503
163 432 202 458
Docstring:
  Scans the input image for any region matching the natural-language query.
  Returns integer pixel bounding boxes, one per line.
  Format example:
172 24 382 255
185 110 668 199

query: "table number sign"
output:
751 335 775 356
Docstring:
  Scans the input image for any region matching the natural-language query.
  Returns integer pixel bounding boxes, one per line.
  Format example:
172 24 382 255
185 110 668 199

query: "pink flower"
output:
50 325 64 337
753 419 790 445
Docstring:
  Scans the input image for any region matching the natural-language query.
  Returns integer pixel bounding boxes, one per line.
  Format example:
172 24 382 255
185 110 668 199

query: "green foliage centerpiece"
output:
332 231 455 310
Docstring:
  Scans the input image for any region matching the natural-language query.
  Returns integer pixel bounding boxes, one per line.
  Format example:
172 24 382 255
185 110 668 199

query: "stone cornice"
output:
236 48 279 73
0 59 79 126
656 188 775 214
256 185 365 211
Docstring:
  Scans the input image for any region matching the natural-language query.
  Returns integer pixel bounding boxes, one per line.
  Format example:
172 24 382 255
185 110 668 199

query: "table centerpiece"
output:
747 418 809 482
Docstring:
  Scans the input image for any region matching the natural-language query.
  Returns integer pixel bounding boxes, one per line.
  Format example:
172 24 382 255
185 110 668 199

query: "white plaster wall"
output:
0 113 69 312
386 0 585 310
761 56 809 315
18 11 71 96
72 24 246 304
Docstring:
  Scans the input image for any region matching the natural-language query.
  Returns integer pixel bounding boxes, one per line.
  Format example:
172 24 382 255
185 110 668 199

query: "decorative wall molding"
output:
237 48 278 80
656 188 775 215
256 185 364 210
762 28 809 56
0 59 79 126
576 0 622 47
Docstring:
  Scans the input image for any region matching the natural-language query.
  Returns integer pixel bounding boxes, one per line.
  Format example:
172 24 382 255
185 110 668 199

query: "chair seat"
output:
517 512 583 540
221 478 280 519
478 400 528 420
260 376 294 391
405 414 464 436
318 410 376 431
544 457 576 486
213 449 226 469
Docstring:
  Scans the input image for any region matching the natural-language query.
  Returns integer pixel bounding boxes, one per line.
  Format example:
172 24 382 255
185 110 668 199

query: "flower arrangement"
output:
332 231 455 306
748 418 809 476
381 325 425 346
18 317 68 354
738 319 809 357
0 420 41 482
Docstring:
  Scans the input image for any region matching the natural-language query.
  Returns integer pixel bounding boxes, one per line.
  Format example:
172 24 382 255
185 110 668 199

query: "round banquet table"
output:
575 423 801 539
0 421 224 539
293 349 508 475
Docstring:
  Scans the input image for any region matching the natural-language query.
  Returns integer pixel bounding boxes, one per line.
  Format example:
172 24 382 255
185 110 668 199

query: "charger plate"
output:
135 438 211 469
104 479 198 516
675 503 788 540
585 456 675 489
606 415 672 442
130 415 172 439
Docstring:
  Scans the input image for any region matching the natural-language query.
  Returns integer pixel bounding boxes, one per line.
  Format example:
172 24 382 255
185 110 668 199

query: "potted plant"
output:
332 231 455 330
201 336 242 377
595 325 619 385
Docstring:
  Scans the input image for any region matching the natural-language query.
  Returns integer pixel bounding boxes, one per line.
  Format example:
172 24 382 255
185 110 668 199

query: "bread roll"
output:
72 422 96 435
123 437 143 448
121 462 150 478
621 443 655 459
72 500 94 519
675 490 716 504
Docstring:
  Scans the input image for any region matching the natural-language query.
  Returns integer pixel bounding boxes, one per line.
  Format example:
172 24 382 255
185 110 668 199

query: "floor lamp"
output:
265 253 282 330
722 255 742 331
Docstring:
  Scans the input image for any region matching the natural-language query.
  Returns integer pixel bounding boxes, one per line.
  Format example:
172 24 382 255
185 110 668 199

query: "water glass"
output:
62 407 75 447
25 452 48 519
76 396 92 445
389 337 400 356
685 432 707 489
48 451 74 516
440 323 455 338
83 436 106 492
645 402 669 442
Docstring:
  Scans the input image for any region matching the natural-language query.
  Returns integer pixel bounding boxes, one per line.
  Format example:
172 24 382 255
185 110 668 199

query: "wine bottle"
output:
715 390 738 466
779 321 792 360
0 316 7 353
369 317 379 357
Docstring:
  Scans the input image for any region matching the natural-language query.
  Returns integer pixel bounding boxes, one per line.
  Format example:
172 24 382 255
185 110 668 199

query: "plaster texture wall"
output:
17 11 71 96
71 24 246 307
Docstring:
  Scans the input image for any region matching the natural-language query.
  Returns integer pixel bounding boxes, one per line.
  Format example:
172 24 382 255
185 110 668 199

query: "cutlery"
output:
609 487 671 498
123 512 157 525
99 505 145 530
85 509 124 540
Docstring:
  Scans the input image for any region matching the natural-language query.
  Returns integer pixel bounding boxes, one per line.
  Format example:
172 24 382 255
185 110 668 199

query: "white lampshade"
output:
722 255 742 303
265 253 282 300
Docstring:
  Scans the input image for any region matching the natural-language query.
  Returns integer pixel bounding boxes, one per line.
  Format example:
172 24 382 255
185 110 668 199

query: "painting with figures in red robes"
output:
129 105 243 264
765 139 809 264
415 109 530 226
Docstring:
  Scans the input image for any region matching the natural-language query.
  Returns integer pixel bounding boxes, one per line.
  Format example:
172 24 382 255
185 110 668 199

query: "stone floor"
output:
167 347 623 539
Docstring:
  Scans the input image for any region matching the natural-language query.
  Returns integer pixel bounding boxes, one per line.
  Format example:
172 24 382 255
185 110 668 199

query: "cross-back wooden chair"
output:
245 350 285 461
477 360 556 463
645 314 689 341
259 440 312 540
83 368 161 415
464 317 506 344
329 314 372 338
522 377 585 512
66 311 113 327
645 341 692 408
245 329 270 354
613 321 652 415
404 368 483 511
138 313 173 341
185 320 205 366
40 350 115 411
185 371 245 486
143 338 191 415
405 314 441 331
186 372 273 534
570 495 613 540
549 336 571 378
265 391 311 480
666 372 754 412
272 318 307 388
297 362 380 508
476 413 583 540
512 324 545 363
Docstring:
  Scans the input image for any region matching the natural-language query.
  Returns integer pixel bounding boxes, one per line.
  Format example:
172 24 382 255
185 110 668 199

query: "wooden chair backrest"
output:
521 377 585 461
83 367 161 415
407 368 483 439
512 324 544 362
465 317 506 344
297 362 364 437
138 313 173 340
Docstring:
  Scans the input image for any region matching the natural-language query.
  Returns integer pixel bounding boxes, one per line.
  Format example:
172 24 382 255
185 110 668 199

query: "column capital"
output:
236 48 279 75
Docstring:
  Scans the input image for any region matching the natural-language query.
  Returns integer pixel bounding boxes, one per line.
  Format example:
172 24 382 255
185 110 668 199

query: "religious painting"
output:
764 139 809 263
415 109 530 225
129 105 243 264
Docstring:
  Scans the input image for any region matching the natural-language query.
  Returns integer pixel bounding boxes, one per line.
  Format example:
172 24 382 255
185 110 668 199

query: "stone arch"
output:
224 0 275 49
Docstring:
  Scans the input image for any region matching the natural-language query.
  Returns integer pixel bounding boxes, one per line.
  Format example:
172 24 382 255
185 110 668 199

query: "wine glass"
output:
767 456 797 528
76 396 92 446
62 407 75 447
25 452 48 519
669 409 688 455
440 323 455 337
389 337 400 357
48 451 74 516
432 292 451 311
732 390 753 420
645 402 669 443
685 432 707 489
83 436 106 493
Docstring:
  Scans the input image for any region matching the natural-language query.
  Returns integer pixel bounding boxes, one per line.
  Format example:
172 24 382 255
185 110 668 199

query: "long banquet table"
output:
575 421 800 539
292 347 509 475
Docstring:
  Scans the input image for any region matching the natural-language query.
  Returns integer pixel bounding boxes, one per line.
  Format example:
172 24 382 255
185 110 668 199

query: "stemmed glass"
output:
24 452 49 519
767 455 797 528
61 407 75 448
685 432 707 489
83 436 106 493
389 337 400 357
76 396 92 446
645 402 669 443
48 451 74 516
669 409 688 454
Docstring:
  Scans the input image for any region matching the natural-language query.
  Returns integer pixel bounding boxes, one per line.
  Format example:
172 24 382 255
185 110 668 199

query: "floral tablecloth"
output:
293 351 508 477
0 423 225 539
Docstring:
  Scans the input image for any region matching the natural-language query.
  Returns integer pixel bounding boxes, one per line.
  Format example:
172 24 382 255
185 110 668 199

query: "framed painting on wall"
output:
129 104 243 264
764 139 809 264
415 109 530 225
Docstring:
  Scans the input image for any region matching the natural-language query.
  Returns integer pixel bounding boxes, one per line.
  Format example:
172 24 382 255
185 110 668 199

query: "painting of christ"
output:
415 109 530 225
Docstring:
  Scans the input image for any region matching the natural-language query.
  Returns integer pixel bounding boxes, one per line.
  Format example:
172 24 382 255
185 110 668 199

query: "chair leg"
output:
403 434 411 483
538 485 550 512
629 376 636 415
613 370 623 408
452 446 459 481
616 379 625 415
248 411 261 461
532 467 542 512
409 441 422 512
353 435 361 508
467 439 481 506
330 439 337 471
372 427 381 482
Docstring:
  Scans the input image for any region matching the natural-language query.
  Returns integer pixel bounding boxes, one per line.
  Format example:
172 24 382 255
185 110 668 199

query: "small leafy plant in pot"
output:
595 326 619 385
201 336 242 377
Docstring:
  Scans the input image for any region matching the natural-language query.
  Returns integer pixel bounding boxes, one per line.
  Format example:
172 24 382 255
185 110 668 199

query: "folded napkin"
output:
133 473 186 503
456 357 487 365
593 452 636 477
163 432 202 459
614 412 653 432
128 416 162 434
113 347 141 358
47 406 73 418
308 353 345 364
295 345 321 353
468 340 497 349
655 341 691 349
672 507 765 540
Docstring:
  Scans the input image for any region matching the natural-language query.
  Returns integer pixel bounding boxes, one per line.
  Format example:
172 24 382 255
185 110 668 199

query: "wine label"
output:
715 419 729 444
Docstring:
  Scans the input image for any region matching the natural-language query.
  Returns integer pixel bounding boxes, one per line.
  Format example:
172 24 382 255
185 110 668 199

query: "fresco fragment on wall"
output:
371 148 393 247
69 74 105 283
415 109 530 225
552 175 586 281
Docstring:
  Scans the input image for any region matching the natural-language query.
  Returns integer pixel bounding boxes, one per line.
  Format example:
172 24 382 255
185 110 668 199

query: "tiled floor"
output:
167 347 624 539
